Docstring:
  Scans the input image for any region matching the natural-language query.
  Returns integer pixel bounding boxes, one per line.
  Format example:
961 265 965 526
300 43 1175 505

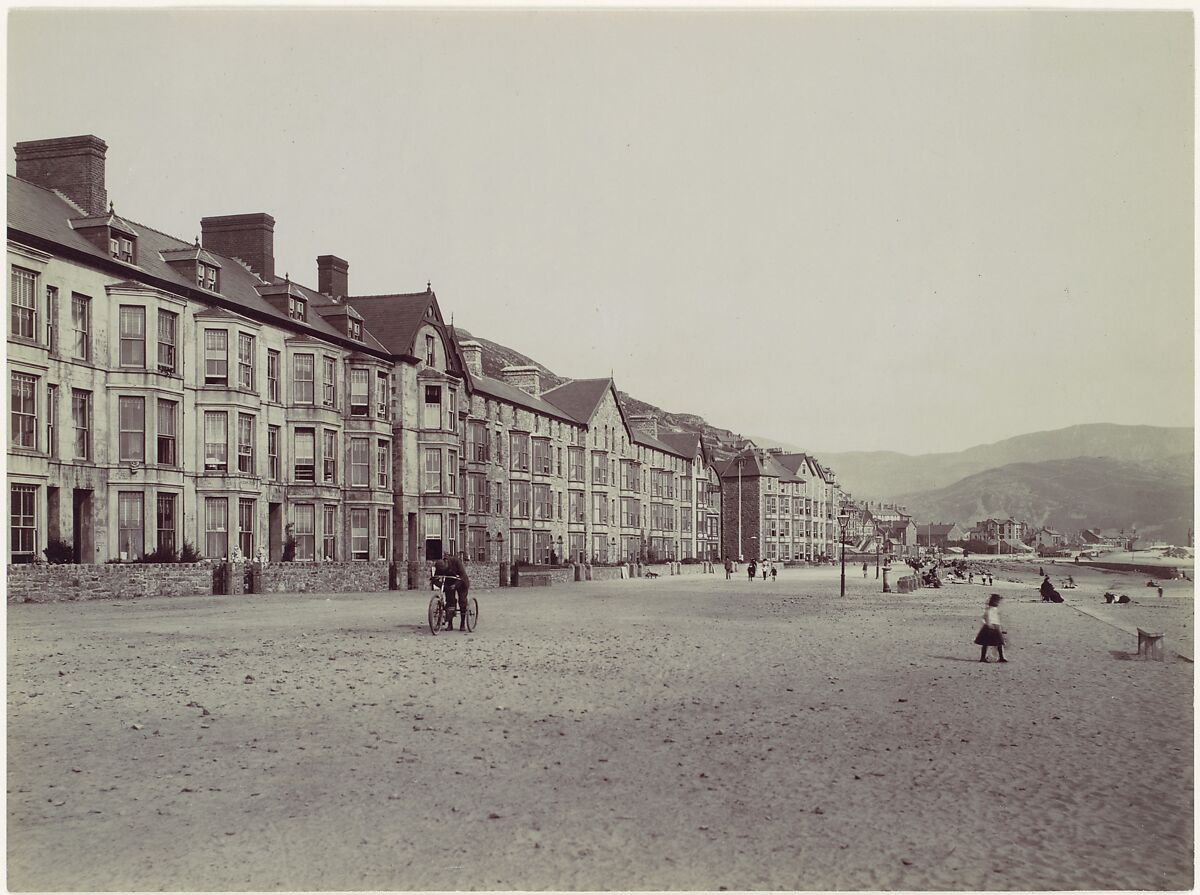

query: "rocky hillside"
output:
894 454 1194 544
821 424 1194 498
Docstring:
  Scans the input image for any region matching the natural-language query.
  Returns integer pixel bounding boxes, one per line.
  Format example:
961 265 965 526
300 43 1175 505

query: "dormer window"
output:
349 319 362 340
288 295 307 321
110 234 135 263
197 262 219 292
425 334 435 366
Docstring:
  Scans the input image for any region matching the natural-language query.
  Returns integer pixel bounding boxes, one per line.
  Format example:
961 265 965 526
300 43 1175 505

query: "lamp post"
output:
838 510 850 597
737 457 744 562
875 526 881 579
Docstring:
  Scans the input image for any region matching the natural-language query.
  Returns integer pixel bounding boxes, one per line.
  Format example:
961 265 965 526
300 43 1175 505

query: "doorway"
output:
268 503 283 562
71 489 93 563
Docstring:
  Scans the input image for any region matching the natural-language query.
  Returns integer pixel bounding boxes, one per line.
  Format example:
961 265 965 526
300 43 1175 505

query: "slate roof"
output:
657 431 702 460
8 175 370 350
346 291 438 357
540 378 614 424
632 428 689 459
470 374 581 424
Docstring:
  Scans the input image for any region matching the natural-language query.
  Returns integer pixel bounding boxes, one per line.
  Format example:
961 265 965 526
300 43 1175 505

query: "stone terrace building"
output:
719 447 840 563
7 133 725 576
7 136 401 566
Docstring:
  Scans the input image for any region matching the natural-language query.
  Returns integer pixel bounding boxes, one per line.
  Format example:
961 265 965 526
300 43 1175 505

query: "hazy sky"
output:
7 9 1194 454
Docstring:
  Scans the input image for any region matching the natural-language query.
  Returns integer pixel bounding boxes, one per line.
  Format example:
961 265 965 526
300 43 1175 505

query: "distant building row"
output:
7 134 846 568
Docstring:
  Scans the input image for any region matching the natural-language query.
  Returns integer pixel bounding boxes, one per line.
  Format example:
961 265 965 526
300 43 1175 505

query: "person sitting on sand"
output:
1040 575 1063 603
974 594 1007 663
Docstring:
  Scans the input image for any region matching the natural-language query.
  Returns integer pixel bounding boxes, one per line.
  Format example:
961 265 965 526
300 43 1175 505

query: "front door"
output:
72 489 93 563
268 503 283 562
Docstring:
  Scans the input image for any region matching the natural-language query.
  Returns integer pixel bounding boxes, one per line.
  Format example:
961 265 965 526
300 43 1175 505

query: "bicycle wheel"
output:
428 595 443 635
463 597 479 632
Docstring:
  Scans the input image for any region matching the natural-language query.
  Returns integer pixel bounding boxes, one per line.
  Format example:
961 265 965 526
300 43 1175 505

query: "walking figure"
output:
862 562 868 578
724 557 732 580
748 561 756 581
770 563 777 582
974 594 1007 663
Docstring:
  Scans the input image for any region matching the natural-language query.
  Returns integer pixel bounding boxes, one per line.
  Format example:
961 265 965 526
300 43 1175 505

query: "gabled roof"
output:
632 428 690 460
7 175 370 350
540 378 613 424
657 431 702 460
470 374 581 425
347 291 438 358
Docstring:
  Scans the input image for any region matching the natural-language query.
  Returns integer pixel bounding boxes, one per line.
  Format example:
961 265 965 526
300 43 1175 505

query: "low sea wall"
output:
7 562 213 603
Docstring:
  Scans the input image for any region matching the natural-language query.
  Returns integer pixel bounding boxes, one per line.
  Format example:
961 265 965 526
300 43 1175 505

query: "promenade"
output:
7 566 1192 890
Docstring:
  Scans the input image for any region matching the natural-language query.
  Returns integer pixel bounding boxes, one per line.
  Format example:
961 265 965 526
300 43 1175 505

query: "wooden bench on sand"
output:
1137 628 1165 661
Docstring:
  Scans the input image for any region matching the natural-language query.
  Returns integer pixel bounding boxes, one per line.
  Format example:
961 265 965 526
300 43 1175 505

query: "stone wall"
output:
7 562 214 603
259 562 389 594
461 561 501 589
590 565 627 581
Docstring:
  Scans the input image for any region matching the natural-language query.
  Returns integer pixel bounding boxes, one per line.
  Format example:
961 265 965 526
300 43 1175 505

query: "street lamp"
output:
737 456 745 561
875 526 882 579
838 510 850 597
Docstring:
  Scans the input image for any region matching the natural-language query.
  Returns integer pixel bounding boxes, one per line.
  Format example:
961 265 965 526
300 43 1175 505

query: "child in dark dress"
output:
974 594 1007 663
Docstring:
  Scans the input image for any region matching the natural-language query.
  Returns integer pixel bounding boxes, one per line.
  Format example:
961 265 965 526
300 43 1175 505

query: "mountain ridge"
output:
457 326 1193 540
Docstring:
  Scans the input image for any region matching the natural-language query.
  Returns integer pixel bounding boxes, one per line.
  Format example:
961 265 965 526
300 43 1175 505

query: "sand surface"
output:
7 564 1193 891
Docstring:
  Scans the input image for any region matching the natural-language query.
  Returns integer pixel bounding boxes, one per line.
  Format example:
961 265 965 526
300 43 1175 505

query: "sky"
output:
7 8 1194 455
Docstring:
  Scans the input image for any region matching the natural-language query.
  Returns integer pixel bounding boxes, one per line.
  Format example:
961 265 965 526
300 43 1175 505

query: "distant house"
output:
916 522 965 548
879 518 919 557
1033 528 1065 549
972 518 1031 552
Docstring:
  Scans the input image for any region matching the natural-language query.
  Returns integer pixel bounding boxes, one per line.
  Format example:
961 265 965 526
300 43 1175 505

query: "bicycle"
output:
428 574 478 635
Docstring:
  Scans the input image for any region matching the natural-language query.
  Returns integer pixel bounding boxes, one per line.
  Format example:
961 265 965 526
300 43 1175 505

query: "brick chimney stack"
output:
459 340 484 379
14 135 108 215
201 213 276 282
501 365 541 396
317 255 349 299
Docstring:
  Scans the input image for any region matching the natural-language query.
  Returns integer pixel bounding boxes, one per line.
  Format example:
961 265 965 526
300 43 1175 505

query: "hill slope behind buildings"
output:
820 424 1193 498
894 454 1194 545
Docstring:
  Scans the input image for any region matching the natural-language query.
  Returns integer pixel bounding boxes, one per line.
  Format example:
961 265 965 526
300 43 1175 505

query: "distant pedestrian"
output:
762 563 769 581
974 594 1007 663
770 563 777 581
862 562 868 578
748 561 756 581
724 557 732 580
1039 566 1045 577
968 571 974 584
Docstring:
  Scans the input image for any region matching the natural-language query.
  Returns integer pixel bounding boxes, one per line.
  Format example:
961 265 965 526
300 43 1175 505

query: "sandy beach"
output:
7 564 1193 891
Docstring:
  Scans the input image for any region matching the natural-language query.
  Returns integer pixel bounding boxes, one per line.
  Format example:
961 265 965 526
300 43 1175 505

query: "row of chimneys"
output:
13 135 349 298
14 135 669 438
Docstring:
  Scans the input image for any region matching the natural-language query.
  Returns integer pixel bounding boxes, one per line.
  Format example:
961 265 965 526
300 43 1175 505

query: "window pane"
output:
205 497 228 559
118 396 145 462
117 492 144 560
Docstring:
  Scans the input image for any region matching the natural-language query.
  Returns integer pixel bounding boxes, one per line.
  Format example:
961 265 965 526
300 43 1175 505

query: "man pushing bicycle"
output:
431 553 471 632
